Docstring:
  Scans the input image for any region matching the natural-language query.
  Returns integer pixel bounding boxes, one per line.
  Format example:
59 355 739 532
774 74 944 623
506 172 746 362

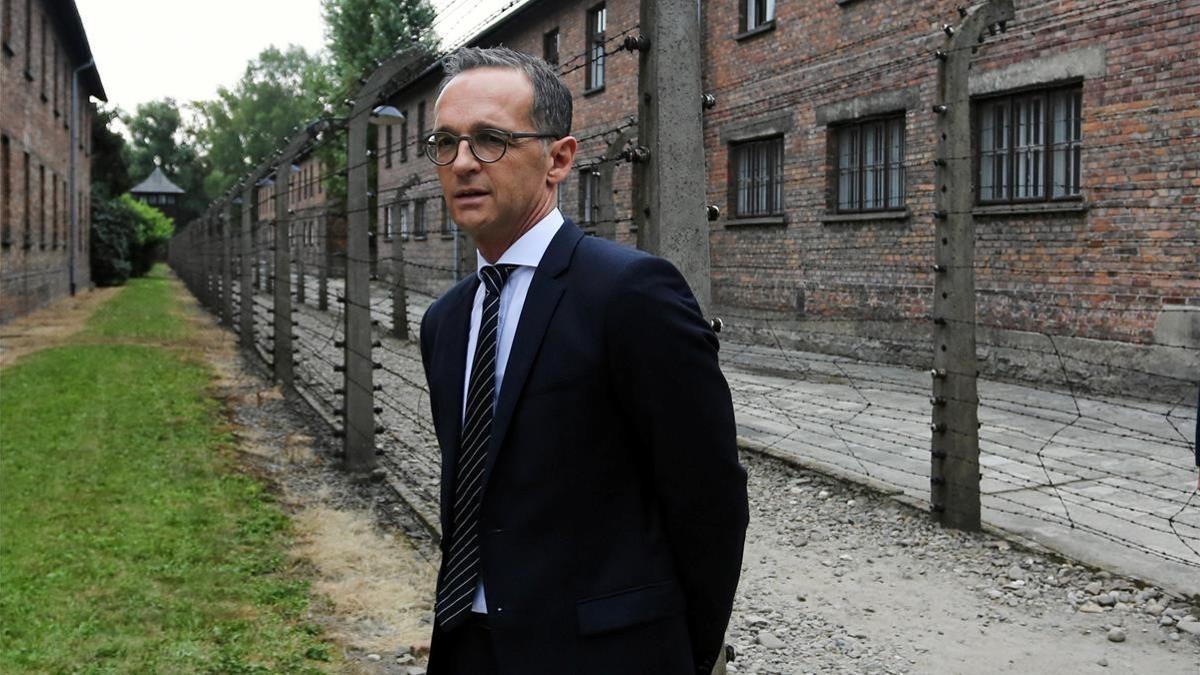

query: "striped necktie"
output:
436 263 517 630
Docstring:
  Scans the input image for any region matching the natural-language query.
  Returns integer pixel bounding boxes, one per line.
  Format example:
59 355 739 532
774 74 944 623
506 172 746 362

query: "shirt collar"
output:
475 208 564 275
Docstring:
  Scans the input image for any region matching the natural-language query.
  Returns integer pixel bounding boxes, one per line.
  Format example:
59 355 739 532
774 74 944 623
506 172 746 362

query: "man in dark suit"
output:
419 46 749 674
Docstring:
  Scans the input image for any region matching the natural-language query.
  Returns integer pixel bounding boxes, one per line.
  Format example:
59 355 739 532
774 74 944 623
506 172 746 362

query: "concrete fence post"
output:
341 51 422 472
929 0 1014 532
318 211 330 311
636 0 711 314
344 110 377 472
206 216 217 312
391 203 409 340
222 202 234 326
296 214 307 306
273 158 295 387
240 184 256 350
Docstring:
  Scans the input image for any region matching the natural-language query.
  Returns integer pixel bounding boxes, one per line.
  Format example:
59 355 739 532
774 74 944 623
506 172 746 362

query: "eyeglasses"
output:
423 128 559 166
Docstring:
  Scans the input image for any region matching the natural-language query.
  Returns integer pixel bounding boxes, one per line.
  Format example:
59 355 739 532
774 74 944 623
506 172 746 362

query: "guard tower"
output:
129 167 185 221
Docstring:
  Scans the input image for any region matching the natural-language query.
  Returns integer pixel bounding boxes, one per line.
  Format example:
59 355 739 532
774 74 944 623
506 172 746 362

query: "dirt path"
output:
169 276 438 673
0 287 119 368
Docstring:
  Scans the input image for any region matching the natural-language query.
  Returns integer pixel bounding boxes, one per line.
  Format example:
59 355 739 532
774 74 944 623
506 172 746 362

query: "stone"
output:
1079 602 1103 613
986 589 1004 600
757 631 787 650
1158 614 1175 627
406 669 426 675
1084 581 1103 595
1176 620 1200 637
1096 593 1117 607
1006 565 1026 581
366 653 381 662
396 653 415 664
1106 627 1126 643
745 614 770 626
1098 657 1108 667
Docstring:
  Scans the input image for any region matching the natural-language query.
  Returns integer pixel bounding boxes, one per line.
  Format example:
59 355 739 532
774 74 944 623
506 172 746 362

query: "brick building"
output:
375 0 1198 392
252 151 343 277
0 0 104 323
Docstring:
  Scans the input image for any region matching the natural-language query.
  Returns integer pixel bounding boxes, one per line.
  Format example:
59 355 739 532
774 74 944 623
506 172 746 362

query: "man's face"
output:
433 68 556 249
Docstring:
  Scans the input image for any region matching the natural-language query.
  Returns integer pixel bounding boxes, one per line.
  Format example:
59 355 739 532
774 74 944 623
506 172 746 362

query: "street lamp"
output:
369 105 406 125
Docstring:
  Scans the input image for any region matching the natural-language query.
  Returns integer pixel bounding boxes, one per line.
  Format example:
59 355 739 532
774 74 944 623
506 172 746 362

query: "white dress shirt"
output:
461 208 563 613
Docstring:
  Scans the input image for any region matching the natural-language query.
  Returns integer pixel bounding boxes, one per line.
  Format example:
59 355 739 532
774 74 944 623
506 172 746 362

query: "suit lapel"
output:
434 275 479 530
483 221 585 485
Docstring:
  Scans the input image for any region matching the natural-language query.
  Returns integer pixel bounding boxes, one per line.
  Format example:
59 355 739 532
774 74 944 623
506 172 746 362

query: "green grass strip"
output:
0 269 335 673
79 266 187 343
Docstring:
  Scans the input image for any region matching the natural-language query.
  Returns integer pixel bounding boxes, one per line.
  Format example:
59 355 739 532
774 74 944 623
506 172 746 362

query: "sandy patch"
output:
0 287 120 368
292 491 437 654
168 272 438 664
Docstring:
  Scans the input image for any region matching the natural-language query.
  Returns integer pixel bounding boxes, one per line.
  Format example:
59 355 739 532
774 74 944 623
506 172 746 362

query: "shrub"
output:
125 196 174 277
89 193 175 286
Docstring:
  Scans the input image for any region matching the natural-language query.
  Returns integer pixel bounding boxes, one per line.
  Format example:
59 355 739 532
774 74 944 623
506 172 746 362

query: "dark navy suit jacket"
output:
420 219 749 674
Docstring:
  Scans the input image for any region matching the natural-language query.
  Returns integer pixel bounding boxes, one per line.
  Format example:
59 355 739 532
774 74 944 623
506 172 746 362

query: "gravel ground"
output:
732 453 1200 673
227 278 1200 673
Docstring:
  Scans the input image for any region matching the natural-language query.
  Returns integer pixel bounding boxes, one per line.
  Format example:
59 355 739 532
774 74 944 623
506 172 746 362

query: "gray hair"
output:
440 47 572 138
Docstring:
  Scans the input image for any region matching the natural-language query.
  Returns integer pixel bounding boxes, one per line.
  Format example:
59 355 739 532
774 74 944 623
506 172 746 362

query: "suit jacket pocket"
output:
576 580 685 636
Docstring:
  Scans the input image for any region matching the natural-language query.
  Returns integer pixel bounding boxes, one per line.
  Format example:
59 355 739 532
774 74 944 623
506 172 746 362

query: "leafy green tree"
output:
322 0 438 91
191 45 334 198
91 103 132 200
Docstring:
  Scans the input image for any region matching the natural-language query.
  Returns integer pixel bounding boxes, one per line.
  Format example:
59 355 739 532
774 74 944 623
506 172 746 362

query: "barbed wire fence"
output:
168 0 1199 599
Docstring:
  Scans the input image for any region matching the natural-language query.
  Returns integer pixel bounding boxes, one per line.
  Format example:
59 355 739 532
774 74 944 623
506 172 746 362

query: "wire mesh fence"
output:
167 0 1199 597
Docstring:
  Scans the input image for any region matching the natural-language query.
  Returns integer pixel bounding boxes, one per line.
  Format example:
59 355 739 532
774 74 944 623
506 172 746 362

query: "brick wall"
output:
375 0 644 302
703 0 1198 353
1 0 99 323
363 0 1196 389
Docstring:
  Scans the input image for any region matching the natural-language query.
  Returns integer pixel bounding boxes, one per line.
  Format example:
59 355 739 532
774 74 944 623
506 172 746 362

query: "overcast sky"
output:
76 0 516 114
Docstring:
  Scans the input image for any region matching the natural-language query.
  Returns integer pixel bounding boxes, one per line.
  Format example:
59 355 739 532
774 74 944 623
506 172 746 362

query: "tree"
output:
191 45 335 199
322 0 439 91
91 103 132 201
123 98 208 224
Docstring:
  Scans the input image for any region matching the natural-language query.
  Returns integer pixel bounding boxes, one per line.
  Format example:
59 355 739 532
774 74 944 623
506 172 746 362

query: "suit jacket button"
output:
495 606 503 613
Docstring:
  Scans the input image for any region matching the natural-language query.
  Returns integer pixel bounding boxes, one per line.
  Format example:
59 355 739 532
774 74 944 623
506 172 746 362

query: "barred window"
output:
50 170 57 247
2 0 12 54
38 163 45 247
400 112 409 162
544 28 560 65
730 136 784 217
413 199 427 238
382 203 393 238
586 4 606 91
578 168 600 225
24 0 31 75
1 135 9 246
741 0 776 32
978 85 1082 203
440 197 454 236
835 115 905 212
